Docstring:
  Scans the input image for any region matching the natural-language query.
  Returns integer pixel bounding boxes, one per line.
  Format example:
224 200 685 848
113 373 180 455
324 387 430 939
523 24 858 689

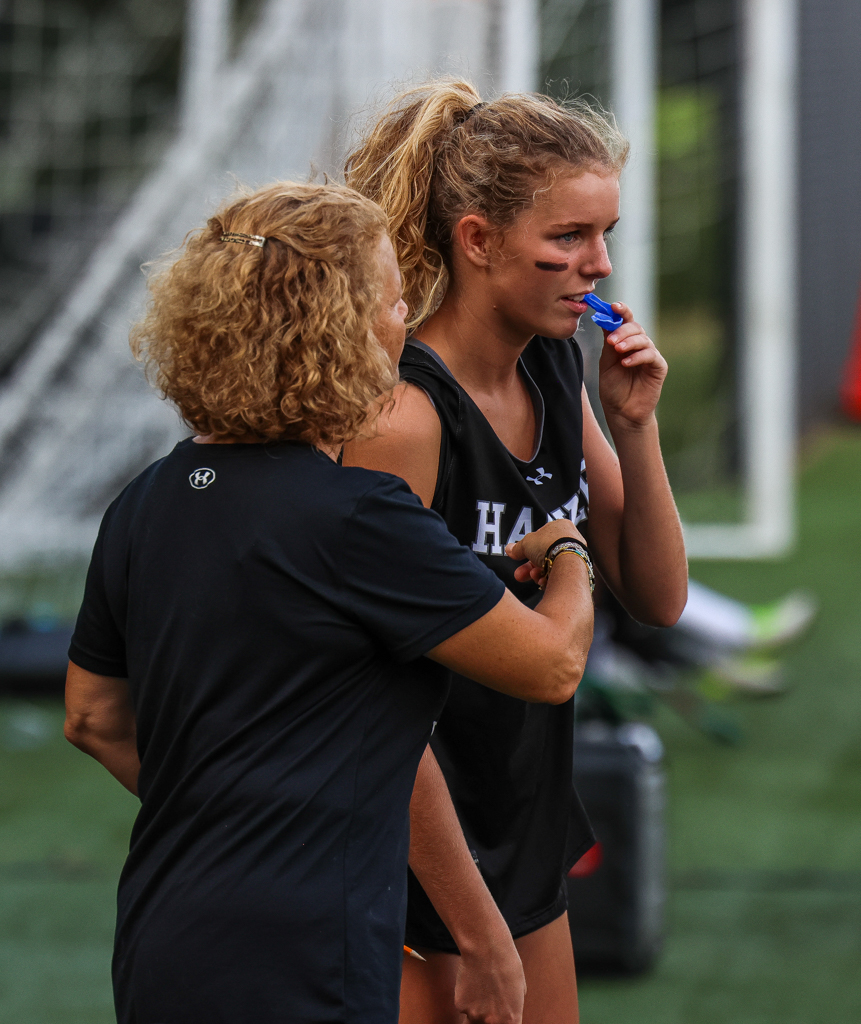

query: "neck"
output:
415 284 532 392
317 442 340 462
194 433 340 462
194 433 261 444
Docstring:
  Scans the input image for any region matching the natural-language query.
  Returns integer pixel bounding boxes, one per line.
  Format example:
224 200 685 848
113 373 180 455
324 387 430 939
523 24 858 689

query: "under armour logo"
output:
526 467 552 486
189 468 216 489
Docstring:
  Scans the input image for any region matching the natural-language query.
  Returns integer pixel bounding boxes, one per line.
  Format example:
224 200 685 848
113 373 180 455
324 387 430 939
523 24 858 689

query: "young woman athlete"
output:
344 81 688 1024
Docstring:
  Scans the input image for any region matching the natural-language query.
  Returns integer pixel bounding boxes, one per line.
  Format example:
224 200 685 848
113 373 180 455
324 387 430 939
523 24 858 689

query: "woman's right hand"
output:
506 520 587 587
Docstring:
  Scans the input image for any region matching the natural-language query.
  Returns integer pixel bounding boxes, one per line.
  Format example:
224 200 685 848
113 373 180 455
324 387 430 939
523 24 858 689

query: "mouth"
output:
560 294 588 314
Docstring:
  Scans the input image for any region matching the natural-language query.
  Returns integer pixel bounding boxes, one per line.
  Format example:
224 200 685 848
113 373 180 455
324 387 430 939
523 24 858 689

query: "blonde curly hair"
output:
131 181 397 447
346 79 629 329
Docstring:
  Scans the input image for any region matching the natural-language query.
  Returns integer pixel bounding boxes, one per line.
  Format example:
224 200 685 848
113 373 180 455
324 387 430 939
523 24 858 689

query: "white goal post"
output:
610 0 799 559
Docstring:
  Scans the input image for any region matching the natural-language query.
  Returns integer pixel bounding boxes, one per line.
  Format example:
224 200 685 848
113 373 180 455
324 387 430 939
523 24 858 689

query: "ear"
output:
452 214 499 269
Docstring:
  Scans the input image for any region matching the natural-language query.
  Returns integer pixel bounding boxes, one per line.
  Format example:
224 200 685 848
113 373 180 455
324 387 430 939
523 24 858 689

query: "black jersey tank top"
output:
400 336 595 949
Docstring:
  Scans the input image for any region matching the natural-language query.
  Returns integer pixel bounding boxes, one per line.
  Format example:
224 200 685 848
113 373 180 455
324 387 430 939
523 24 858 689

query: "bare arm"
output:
64 661 139 795
410 542 590 1024
348 385 594 1021
582 303 688 626
427 524 593 704
343 382 440 507
410 747 526 1023
349 382 595 703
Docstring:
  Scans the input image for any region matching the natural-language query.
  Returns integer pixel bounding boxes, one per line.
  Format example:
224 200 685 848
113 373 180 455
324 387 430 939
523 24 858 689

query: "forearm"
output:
409 747 526 1021
409 747 513 955
65 725 140 795
64 663 140 795
532 551 595 678
601 413 687 624
88 740 139 796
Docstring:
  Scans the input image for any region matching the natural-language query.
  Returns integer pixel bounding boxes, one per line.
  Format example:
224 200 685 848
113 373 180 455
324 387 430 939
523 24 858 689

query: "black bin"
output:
568 721 666 974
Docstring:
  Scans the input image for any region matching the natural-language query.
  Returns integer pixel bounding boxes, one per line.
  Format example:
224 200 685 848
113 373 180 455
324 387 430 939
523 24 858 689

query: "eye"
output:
603 225 616 238
557 231 577 243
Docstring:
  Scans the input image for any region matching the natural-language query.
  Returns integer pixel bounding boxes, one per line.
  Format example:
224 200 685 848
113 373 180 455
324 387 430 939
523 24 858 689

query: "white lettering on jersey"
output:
472 500 507 555
506 506 533 546
547 491 587 525
564 495 580 520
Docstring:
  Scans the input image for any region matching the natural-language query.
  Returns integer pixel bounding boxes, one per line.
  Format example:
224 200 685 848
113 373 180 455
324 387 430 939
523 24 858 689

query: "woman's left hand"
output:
597 302 667 428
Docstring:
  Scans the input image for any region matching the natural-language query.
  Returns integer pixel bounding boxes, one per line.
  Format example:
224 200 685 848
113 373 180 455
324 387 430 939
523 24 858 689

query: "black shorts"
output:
404 795 595 954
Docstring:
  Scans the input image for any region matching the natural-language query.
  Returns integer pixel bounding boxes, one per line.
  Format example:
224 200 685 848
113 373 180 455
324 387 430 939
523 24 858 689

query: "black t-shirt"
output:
399 337 594 949
69 437 504 1024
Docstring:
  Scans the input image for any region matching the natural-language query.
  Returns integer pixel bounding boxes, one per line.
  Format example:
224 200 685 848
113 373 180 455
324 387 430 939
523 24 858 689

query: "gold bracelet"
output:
542 539 595 594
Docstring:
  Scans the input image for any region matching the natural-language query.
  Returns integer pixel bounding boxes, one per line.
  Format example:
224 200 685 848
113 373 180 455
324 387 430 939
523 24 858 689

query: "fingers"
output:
605 321 642 344
512 562 546 587
508 520 587 588
512 562 533 582
604 321 667 371
535 519 586 546
617 346 667 369
505 540 524 561
605 300 632 323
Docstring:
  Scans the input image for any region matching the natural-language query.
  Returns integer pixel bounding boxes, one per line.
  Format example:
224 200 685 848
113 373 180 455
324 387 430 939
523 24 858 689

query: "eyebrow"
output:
548 219 619 231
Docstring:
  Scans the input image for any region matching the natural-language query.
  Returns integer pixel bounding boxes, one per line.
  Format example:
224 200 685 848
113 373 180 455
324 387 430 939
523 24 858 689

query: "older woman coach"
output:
64 181 595 1024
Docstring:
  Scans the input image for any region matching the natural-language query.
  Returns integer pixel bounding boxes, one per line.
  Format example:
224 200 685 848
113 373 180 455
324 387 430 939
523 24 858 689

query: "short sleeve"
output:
68 510 129 678
338 475 504 662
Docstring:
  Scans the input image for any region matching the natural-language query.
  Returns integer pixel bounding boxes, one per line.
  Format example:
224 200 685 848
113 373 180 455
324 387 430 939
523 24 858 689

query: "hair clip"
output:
220 232 266 248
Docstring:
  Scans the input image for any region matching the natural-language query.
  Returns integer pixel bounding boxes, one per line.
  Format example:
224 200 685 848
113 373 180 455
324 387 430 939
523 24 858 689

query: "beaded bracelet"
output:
542 538 595 594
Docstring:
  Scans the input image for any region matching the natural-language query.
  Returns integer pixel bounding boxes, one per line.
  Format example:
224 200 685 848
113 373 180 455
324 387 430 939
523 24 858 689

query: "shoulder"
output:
399 343 460 400
347 381 440 454
101 444 181 521
380 381 441 445
342 383 441 507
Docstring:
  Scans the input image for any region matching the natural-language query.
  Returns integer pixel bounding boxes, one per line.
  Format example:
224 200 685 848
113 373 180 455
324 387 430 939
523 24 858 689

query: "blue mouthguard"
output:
582 293 624 330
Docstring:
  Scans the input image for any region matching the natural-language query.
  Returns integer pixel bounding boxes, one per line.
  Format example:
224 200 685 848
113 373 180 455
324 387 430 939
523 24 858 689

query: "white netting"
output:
0 0 506 568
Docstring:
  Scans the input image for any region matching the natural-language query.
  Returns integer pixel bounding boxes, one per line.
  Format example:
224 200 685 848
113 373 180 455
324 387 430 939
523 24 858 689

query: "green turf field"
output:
1 428 859 1022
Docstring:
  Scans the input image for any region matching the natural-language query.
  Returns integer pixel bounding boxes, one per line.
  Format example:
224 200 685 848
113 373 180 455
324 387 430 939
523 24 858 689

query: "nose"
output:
583 237 612 281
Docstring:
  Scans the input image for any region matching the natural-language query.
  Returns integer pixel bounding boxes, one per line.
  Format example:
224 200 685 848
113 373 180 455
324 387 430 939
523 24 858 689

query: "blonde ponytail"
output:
346 78 629 331
346 80 481 328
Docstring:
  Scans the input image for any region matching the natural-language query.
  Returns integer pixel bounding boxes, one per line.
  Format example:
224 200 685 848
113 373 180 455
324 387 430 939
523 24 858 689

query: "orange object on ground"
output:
841 282 861 420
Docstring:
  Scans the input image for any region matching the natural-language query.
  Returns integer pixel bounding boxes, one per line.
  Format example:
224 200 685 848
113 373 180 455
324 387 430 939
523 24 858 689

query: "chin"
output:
539 317 580 341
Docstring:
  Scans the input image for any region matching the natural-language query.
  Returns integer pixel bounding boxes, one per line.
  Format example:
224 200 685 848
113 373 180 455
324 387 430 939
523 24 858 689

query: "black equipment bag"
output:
567 722 666 973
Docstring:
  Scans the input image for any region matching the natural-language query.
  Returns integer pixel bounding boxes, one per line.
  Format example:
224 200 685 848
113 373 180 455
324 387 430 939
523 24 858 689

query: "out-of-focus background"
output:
0 0 859 1020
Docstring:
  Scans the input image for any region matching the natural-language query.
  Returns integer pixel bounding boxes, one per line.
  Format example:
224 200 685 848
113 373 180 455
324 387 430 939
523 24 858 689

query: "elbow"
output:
533 617 594 704
534 650 588 705
64 713 91 752
644 603 685 629
629 580 689 629
64 710 115 755
655 585 690 628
